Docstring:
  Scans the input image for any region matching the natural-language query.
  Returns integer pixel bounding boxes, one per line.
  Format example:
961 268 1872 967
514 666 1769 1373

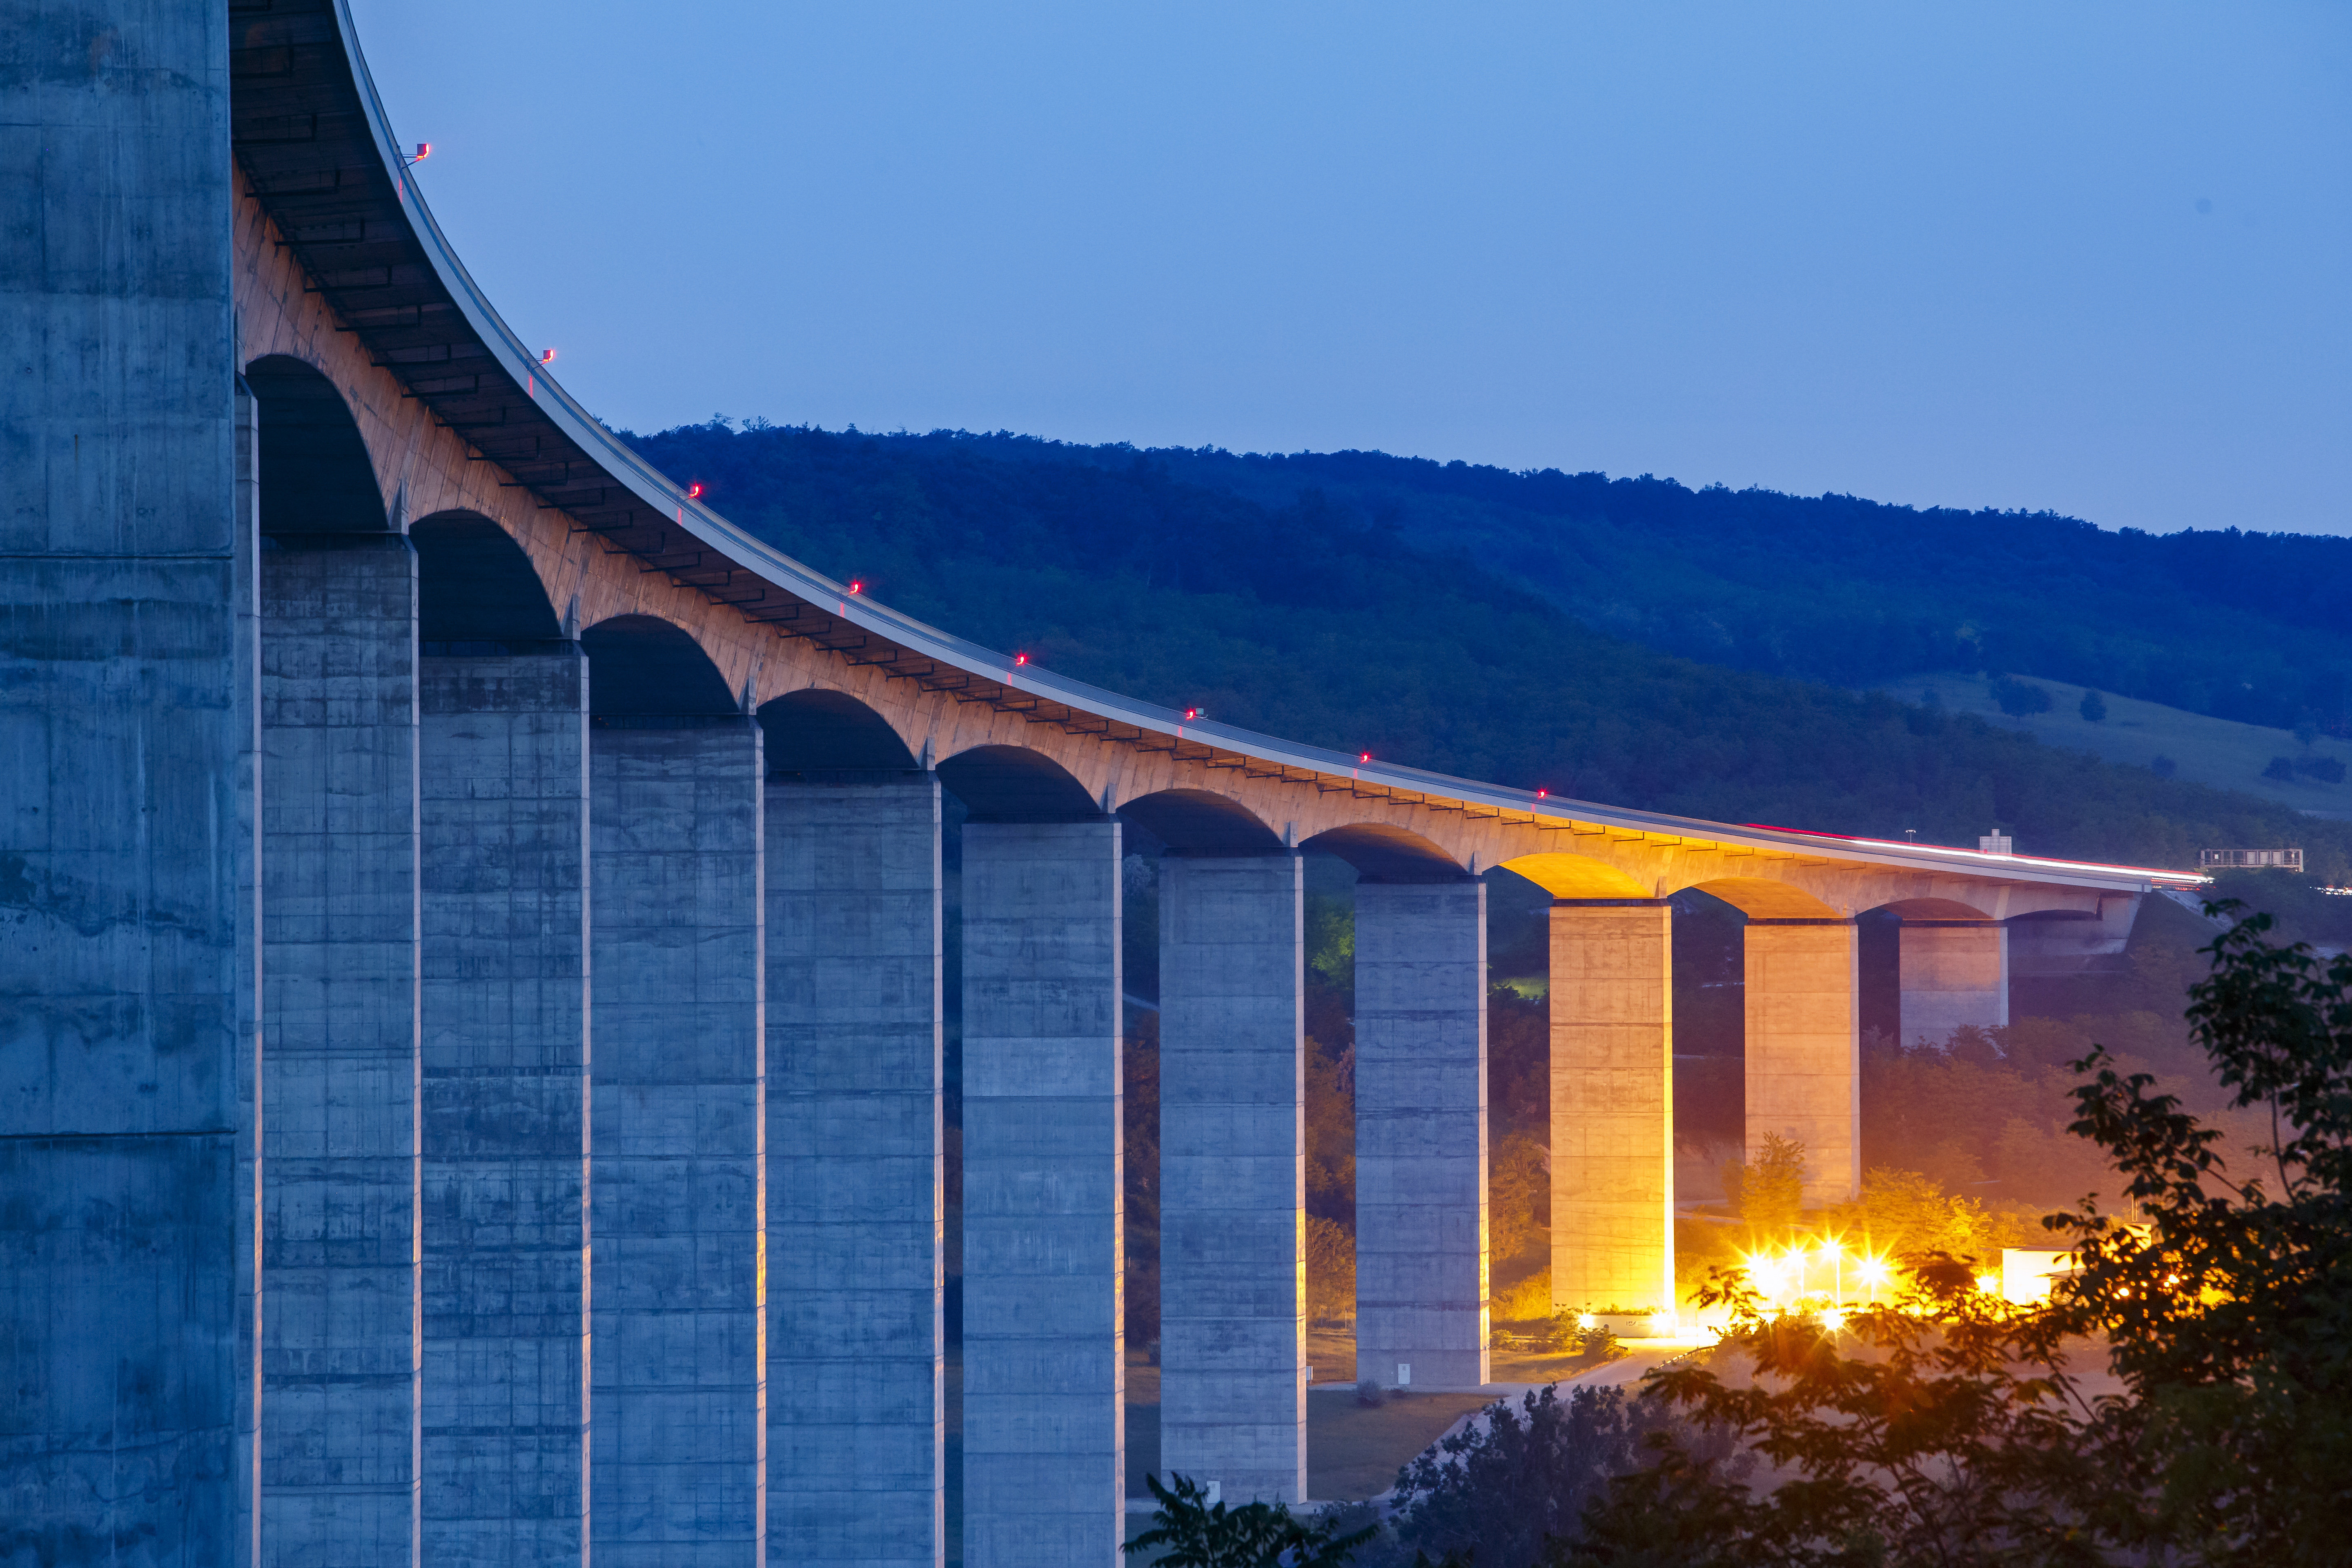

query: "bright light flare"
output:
1856 1258 1890 1286
848 580 863 594
1014 653 1029 666
686 483 703 500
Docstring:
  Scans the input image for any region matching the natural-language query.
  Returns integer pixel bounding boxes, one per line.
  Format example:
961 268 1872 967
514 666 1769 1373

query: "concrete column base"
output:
1162 854 1308 1501
1898 921 2008 1043
961 822 1124 1568
1745 918 1860 1206
765 776 945 1568
260 535 421 1566
1549 901 1675 1318
1354 882 1488 1390
419 646 592 1565
590 717 766 1568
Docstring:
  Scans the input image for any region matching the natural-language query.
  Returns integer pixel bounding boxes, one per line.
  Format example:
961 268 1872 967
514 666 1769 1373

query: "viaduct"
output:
3 3 2201 1564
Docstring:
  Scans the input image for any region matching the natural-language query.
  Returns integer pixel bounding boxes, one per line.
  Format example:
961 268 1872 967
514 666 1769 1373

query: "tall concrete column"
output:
1745 918 1860 1205
0 3 249 1561
961 822 1124 1568
1898 921 2008 1043
259 537 422 1566
1354 882 1488 1390
764 777 944 1568
1161 854 1306 1502
590 718 766 1568
419 645 592 1565
1549 901 1675 1318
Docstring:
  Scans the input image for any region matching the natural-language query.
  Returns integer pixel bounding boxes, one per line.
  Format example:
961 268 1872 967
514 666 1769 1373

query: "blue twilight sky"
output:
347 1 2350 536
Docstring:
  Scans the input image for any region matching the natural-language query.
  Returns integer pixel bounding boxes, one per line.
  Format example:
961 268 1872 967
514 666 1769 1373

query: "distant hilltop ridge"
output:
637 422 2352 740
626 419 2352 884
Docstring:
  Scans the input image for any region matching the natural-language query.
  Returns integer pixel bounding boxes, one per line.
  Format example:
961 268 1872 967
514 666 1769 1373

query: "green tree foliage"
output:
1384 1386 1706 1568
1127 1473 1376 1568
1990 674 2053 716
1573 907 2352 1566
626 421 2352 879
1723 1132 1807 1242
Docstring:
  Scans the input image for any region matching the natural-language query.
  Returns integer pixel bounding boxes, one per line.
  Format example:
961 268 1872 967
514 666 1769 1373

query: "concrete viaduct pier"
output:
2 2 2201 1563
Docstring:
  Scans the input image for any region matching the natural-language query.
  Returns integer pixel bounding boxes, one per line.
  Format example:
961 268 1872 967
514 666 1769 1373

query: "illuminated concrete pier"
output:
1548 900 1675 1316
1746 918 1862 1205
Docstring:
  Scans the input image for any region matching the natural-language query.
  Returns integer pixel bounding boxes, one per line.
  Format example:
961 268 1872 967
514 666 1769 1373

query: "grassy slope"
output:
1875 670 2352 820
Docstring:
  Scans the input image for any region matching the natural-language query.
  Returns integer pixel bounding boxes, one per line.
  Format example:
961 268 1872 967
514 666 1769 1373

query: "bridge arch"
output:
410 510 562 641
244 353 387 533
581 614 738 717
759 686 921 772
1866 897 1993 920
1498 850 1650 900
1676 876 1843 920
938 743 1100 822
1118 788 1283 856
1307 822 1470 883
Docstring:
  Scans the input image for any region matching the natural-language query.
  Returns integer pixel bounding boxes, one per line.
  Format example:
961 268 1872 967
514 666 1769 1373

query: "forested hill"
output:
624 419 2352 881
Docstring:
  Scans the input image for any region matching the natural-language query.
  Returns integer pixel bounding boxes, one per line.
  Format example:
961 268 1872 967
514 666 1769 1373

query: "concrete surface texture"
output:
259 537 423 1566
1898 921 2010 1040
1353 882 1490 1391
1745 919 1862 1204
418 648 592 1565
765 777 946 1567
590 718 767 1567
961 822 1126 1567
0 3 250 1562
1548 902 1677 1316
1160 854 1310 1503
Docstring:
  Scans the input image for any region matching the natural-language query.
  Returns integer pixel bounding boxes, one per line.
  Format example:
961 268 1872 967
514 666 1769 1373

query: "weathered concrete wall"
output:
765 778 946 1567
1161 855 1307 1501
1898 922 2008 1041
0 4 249 1563
418 649 591 1564
1745 920 1860 1205
1354 883 1488 1390
1549 902 1675 1316
259 538 421 1566
590 719 766 1567
961 822 1125 1568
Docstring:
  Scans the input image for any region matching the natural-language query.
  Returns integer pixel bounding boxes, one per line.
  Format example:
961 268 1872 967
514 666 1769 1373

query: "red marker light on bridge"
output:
1184 708 1199 721
1360 752 1372 763
540 348 557 364
848 581 863 594
1014 653 1029 667
686 483 704 500
415 143 431 161
1537 788 1548 799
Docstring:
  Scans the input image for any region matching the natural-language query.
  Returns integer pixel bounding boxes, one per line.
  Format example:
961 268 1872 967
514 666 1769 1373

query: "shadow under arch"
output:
410 510 561 642
758 687 919 773
581 614 737 717
1498 850 1651 900
938 744 1099 822
1305 822 1470 884
1678 876 1842 920
244 354 387 533
1118 788 1283 857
